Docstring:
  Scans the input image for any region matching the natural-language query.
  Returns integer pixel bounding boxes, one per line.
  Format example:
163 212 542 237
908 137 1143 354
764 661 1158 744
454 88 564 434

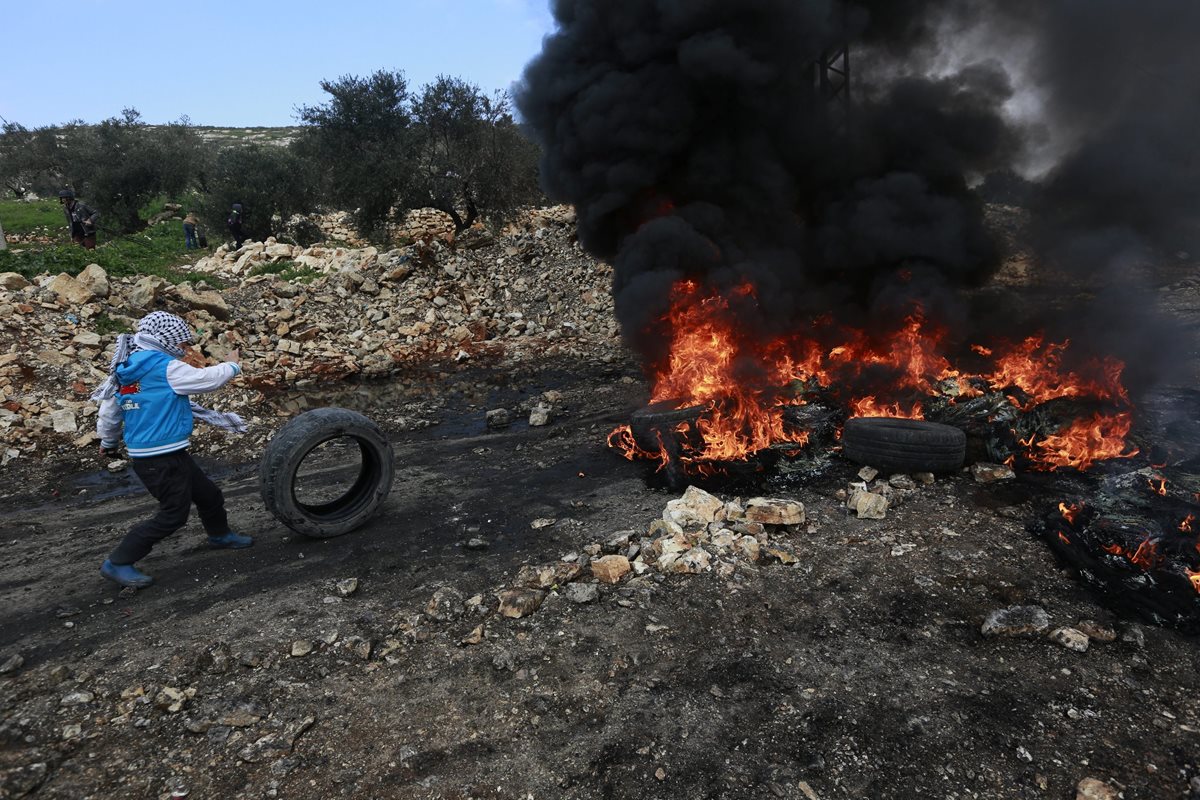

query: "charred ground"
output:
1 343 1199 798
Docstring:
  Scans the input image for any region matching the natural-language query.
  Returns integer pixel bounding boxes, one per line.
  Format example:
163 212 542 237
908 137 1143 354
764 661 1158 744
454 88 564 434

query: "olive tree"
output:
406 77 542 233
295 70 415 239
196 144 315 244
61 109 206 233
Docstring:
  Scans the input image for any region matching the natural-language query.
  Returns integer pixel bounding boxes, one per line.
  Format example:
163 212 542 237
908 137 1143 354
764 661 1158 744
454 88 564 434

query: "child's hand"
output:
228 348 241 366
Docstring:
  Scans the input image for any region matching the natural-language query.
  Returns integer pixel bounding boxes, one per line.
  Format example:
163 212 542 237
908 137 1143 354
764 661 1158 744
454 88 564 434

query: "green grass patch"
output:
0 199 65 239
0 217 209 284
247 260 322 283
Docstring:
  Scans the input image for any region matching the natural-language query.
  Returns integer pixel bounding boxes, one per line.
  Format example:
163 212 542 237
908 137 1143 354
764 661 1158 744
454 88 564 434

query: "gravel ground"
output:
1 353 1198 800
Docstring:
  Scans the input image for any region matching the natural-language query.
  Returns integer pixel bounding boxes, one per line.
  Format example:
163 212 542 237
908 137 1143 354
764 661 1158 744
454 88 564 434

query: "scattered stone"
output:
982 606 1051 637
667 548 712 574
1076 778 1118 800
51 409 77 433
62 723 82 740
530 517 556 529
154 687 188 713
664 485 725 528
497 588 546 618
604 531 634 553
239 714 315 764
851 490 888 520
515 562 582 590
590 555 632 584
888 474 917 490
0 272 29 290
426 586 466 621
465 537 489 550
564 582 600 604
0 654 23 674
655 768 667 781
461 625 485 646
349 638 372 661
47 272 95 305
60 690 94 706
1075 620 1117 643
486 408 511 428
763 544 799 565
529 402 554 427
798 781 821 800
127 275 167 308
174 283 230 319
290 640 314 658
218 704 266 728
76 263 110 298
742 497 805 526
913 472 935 485
734 535 761 562
335 577 359 597
971 462 1016 483
1048 627 1090 653
857 466 879 482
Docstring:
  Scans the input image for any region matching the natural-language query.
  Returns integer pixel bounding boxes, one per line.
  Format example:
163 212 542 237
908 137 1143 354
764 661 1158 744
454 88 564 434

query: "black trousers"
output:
110 450 229 565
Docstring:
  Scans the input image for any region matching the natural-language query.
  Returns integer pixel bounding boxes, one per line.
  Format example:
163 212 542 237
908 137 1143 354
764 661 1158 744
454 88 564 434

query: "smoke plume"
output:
516 0 1200 389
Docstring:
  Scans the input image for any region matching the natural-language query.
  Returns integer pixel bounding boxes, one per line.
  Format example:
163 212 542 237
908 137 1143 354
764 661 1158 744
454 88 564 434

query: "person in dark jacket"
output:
226 202 246 249
92 311 250 588
59 190 99 249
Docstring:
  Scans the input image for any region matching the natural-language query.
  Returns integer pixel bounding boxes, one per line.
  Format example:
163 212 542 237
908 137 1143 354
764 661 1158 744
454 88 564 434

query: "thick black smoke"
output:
516 0 1199 389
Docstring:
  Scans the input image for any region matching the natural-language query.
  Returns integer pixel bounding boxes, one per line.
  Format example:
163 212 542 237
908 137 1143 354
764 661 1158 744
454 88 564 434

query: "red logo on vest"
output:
118 382 140 395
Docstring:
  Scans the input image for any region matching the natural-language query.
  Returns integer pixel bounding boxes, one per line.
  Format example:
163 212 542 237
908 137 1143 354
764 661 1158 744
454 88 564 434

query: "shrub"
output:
195 145 315 245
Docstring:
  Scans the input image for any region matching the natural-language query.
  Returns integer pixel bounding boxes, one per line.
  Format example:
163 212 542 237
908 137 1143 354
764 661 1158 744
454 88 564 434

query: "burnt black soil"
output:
1 357 1198 800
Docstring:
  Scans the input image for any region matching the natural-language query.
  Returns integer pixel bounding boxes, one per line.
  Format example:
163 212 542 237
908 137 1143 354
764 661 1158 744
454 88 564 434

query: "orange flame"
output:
1103 537 1163 571
1188 569 1200 594
986 335 1130 410
850 397 924 419
1028 413 1139 471
1058 502 1082 525
1149 477 1168 496
1181 514 1195 533
609 279 1139 476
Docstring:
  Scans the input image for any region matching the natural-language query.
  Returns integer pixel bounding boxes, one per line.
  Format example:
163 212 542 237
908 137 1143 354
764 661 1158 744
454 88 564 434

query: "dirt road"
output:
0 361 1197 799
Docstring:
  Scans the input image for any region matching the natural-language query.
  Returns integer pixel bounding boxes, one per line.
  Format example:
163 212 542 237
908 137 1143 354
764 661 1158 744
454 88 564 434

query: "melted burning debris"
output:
608 280 1136 481
1033 471 1200 631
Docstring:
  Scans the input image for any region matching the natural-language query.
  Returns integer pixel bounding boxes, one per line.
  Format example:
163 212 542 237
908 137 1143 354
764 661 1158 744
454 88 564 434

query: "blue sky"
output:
2 0 557 128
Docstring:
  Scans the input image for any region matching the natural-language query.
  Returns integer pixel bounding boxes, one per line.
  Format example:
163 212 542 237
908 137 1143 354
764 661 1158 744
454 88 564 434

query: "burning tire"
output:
841 417 966 474
259 408 395 538
629 400 708 452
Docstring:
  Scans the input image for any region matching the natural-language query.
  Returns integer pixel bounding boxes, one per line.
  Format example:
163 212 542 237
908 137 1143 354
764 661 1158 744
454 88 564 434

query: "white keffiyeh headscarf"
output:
91 311 246 434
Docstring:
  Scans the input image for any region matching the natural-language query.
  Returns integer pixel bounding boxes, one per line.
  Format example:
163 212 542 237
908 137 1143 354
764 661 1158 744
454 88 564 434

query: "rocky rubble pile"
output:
468 486 811 623
0 206 618 474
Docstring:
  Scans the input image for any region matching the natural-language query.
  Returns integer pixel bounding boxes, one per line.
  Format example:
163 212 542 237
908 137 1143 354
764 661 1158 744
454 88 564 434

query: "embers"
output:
1035 474 1200 631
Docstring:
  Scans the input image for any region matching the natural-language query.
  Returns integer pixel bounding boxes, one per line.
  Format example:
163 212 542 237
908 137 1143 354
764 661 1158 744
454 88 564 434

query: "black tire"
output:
259 407 395 538
841 417 966 473
629 400 707 451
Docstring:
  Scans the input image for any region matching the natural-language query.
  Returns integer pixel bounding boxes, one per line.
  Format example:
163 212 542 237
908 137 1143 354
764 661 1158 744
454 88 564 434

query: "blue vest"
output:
115 351 193 458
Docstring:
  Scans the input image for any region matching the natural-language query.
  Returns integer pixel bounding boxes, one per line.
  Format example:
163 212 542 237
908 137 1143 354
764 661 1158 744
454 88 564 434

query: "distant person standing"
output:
226 202 246 250
183 212 199 249
59 190 99 249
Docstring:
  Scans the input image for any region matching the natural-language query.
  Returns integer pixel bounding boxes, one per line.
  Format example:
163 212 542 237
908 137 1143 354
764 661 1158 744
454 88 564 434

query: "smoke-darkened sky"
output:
517 0 1200 387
